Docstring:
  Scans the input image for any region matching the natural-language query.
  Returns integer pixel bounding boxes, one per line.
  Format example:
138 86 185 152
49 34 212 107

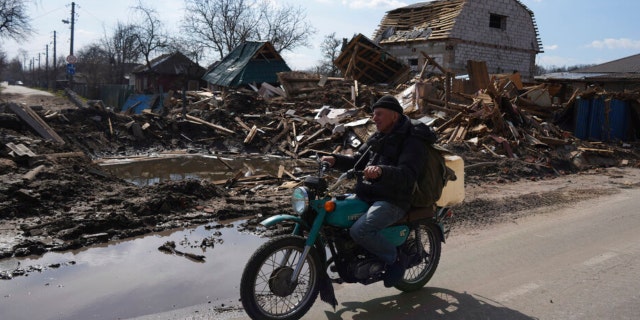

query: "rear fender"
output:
434 222 447 243
434 207 453 242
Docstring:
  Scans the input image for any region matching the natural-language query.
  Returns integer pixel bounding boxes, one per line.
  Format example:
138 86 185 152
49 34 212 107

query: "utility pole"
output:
53 31 57 68
70 2 75 56
53 31 57 90
46 44 50 89
62 2 76 88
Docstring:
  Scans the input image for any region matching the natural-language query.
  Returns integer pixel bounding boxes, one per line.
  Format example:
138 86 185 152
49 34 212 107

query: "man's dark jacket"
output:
333 115 436 212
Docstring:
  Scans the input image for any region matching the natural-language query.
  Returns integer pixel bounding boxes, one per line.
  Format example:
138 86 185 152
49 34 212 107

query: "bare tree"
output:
102 22 140 83
0 0 33 42
166 35 204 66
2 56 23 82
76 43 110 89
0 49 6 74
130 0 168 69
255 0 315 53
317 32 342 76
181 0 256 61
180 0 315 63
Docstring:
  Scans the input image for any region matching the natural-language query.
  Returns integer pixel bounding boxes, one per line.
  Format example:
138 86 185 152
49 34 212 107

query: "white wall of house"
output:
380 0 540 81
452 0 540 78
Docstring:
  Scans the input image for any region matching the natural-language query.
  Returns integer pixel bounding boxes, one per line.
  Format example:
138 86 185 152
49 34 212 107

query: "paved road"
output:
0 82 53 96
131 186 640 319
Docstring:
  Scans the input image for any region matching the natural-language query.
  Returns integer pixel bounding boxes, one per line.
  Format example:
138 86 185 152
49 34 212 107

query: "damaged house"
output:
202 41 291 89
536 53 640 142
131 51 205 93
373 0 543 81
536 53 640 93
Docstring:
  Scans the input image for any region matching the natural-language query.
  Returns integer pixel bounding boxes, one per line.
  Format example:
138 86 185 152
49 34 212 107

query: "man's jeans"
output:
349 201 406 265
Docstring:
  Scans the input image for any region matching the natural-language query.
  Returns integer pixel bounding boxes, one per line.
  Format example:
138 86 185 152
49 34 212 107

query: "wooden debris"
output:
578 147 614 154
185 114 234 134
23 164 46 181
244 125 258 144
334 34 411 85
8 103 65 144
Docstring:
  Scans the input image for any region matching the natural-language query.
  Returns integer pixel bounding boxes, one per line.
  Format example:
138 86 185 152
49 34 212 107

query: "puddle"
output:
0 154 316 319
98 154 316 186
0 222 266 320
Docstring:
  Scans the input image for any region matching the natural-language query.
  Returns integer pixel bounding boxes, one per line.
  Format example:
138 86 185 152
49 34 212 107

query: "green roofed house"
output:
202 41 291 89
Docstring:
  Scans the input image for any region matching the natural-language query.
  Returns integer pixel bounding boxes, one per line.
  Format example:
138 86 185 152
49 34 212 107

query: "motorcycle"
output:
239 160 455 320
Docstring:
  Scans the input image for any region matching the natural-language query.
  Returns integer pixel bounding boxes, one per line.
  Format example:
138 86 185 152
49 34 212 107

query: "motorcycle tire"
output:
240 235 322 320
395 222 442 292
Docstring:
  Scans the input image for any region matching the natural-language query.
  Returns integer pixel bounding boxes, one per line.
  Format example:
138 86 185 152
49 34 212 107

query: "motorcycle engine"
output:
349 257 385 280
332 235 385 282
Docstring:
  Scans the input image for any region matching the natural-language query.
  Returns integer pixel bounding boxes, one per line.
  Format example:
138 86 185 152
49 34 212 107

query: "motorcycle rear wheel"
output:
240 235 321 320
395 223 442 292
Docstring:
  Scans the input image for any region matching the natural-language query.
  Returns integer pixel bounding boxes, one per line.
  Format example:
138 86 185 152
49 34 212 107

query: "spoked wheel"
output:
395 223 442 292
240 235 321 320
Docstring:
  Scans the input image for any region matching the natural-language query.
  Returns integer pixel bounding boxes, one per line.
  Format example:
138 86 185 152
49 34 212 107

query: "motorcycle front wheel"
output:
240 235 322 320
395 222 442 292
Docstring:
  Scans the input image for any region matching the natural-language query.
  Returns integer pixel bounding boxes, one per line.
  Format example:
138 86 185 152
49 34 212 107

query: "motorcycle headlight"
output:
291 186 310 215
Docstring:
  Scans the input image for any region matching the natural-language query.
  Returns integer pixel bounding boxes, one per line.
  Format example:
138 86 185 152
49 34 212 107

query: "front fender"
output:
261 214 310 230
261 215 325 261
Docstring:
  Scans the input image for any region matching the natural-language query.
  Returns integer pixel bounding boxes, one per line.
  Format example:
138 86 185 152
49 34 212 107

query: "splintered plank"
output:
8 103 65 144
185 114 234 134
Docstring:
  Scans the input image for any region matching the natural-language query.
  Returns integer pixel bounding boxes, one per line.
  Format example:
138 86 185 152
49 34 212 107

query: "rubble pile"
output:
1 68 639 259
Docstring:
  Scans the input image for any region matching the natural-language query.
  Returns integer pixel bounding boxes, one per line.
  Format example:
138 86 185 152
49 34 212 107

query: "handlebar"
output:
327 169 362 193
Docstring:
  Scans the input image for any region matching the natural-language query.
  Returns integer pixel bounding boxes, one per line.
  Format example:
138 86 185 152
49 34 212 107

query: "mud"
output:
1 88 639 265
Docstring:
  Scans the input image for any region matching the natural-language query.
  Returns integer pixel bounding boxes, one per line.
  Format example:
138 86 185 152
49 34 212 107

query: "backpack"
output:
408 121 456 208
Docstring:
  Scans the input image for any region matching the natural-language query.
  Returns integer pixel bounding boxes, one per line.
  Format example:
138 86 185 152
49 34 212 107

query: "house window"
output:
408 58 419 72
489 13 507 30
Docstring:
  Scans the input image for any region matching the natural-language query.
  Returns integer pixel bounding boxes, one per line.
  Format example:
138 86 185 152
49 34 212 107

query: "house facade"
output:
373 0 543 81
130 51 205 93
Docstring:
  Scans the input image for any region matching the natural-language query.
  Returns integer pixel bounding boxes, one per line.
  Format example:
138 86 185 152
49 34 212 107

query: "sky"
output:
2 0 640 72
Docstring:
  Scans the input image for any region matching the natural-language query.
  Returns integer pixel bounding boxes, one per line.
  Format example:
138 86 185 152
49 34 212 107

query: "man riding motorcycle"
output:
321 95 437 287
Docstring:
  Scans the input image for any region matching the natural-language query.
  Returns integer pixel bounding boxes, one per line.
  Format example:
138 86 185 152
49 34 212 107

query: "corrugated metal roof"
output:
535 71 640 82
202 42 291 87
535 72 608 81
575 53 640 73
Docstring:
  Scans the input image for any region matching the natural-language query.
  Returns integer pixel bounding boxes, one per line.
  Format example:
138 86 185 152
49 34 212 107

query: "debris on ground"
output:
1 61 639 260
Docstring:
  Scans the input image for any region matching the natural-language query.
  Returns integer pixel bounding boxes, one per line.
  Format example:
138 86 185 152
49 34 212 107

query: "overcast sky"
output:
3 0 640 71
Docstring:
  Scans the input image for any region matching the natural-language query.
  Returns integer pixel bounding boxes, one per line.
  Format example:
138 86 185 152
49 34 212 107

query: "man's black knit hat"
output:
371 95 403 114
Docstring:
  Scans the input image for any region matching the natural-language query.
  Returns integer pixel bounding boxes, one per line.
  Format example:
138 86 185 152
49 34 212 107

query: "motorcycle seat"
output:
394 205 436 225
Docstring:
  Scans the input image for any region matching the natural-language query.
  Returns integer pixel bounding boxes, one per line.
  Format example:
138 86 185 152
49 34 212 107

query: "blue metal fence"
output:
574 97 630 141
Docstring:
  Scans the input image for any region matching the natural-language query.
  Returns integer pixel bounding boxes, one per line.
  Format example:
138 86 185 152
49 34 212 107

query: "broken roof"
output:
373 0 542 50
202 42 291 88
334 33 410 85
374 0 465 43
